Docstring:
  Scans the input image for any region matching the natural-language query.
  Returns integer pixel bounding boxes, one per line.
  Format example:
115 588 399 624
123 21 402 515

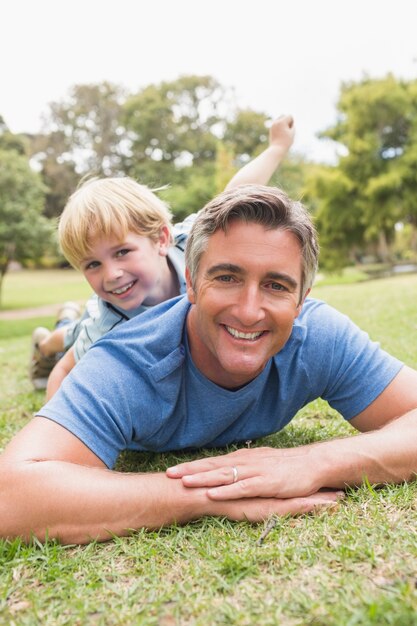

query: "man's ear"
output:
295 287 311 316
185 267 196 303
158 226 171 256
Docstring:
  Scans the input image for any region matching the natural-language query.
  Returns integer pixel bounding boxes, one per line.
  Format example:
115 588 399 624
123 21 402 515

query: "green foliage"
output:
160 165 217 221
315 74 417 269
26 75 284 222
0 116 28 155
29 82 127 217
0 150 56 302
223 108 269 157
122 74 226 186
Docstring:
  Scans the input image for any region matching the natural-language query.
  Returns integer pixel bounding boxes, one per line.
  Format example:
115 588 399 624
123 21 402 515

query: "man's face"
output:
186 220 307 389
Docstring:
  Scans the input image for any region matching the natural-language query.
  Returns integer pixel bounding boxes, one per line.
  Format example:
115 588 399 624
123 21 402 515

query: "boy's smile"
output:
185 221 307 389
80 230 173 311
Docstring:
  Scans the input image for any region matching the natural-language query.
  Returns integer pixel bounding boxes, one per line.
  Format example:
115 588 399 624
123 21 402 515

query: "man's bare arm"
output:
0 417 341 544
168 366 417 499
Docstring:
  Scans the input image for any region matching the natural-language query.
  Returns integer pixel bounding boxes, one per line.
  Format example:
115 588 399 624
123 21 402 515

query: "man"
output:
1 185 417 545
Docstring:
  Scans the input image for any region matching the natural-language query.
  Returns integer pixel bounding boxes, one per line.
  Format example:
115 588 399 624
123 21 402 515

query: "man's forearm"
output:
0 458 342 545
0 459 210 544
315 409 417 490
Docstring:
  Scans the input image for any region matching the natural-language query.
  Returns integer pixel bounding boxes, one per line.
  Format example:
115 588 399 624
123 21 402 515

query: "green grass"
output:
1 270 417 625
1 269 91 310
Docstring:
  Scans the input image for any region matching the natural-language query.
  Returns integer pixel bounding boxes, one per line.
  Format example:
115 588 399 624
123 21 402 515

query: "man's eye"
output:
216 275 234 283
268 282 286 291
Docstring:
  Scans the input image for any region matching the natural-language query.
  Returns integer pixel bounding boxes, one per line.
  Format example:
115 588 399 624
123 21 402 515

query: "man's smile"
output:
223 325 266 341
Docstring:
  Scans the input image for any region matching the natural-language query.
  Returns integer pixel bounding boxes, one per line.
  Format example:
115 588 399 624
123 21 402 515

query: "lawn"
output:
0 270 417 625
1 268 91 310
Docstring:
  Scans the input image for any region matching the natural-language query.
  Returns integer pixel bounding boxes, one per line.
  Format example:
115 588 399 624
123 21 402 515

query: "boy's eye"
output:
84 260 100 270
116 248 130 258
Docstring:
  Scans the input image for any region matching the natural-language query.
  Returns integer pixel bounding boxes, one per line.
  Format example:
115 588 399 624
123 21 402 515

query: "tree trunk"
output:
377 230 391 263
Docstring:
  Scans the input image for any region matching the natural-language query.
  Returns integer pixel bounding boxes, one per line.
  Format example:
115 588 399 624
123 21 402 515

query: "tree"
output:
0 116 28 155
29 82 127 217
315 74 417 267
122 75 229 186
26 75 292 224
223 109 269 161
0 149 55 304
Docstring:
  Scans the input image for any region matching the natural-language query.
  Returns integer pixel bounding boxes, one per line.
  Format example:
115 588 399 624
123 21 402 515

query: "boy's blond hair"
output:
59 177 173 269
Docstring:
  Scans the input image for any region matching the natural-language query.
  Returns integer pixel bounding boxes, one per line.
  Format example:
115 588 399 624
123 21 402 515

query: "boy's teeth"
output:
226 326 263 340
112 281 134 295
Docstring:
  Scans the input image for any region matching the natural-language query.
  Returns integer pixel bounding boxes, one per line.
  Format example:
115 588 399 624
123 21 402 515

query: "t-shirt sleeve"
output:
63 319 82 350
72 298 124 362
36 343 138 468
304 303 403 420
72 317 100 361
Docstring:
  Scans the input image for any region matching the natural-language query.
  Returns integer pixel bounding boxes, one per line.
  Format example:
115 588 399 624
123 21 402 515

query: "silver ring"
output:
232 466 238 483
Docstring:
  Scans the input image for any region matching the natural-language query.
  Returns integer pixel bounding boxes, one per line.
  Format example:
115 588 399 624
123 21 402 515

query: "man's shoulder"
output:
283 297 356 357
297 297 349 327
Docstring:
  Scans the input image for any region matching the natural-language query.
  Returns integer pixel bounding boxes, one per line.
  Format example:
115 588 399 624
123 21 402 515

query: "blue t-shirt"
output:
37 296 403 468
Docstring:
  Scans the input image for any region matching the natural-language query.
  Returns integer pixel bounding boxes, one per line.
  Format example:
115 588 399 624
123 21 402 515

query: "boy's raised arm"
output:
225 114 295 190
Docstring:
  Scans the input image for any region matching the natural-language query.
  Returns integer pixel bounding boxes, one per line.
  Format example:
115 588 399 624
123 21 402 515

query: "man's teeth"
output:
225 326 263 340
112 281 134 295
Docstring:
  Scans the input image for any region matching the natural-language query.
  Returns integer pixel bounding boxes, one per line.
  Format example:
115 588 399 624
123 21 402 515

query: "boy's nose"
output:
104 265 123 283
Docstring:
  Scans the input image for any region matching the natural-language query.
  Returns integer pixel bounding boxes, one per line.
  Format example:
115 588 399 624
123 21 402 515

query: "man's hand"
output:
167 445 328 500
209 490 343 522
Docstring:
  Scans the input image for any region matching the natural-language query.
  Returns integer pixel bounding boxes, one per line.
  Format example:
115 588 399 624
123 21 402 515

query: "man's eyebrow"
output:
206 265 299 290
206 263 242 276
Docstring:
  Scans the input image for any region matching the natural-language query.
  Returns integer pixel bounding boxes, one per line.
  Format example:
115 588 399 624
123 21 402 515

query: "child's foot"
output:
29 327 56 390
56 301 82 326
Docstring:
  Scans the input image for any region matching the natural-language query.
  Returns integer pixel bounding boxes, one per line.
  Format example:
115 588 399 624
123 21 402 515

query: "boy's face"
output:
80 230 171 311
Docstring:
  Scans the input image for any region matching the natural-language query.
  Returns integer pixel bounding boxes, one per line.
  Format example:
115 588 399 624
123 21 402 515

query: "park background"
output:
1 0 417 624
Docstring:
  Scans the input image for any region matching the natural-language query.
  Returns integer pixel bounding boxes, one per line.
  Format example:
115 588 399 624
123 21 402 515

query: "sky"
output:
2 0 417 162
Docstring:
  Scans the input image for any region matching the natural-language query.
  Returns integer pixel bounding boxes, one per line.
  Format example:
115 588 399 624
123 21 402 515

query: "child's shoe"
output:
29 327 56 390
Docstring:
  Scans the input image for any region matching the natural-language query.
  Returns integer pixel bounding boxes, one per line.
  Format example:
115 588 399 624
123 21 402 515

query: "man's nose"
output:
233 285 266 326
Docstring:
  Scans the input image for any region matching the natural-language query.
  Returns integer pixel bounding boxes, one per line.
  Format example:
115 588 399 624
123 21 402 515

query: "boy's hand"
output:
224 114 295 190
269 114 295 153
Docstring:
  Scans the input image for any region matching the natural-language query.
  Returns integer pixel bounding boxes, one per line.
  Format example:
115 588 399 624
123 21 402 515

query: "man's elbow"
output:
0 460 33 541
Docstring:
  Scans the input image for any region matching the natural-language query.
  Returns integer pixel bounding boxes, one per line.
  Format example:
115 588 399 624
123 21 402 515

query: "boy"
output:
29 114 295 397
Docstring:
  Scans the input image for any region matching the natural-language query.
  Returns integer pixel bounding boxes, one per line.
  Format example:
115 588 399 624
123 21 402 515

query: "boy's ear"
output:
158 226 170 256
185 267 196 303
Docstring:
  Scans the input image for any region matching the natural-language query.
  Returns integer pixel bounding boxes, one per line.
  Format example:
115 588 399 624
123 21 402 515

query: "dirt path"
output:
0 301 84 321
